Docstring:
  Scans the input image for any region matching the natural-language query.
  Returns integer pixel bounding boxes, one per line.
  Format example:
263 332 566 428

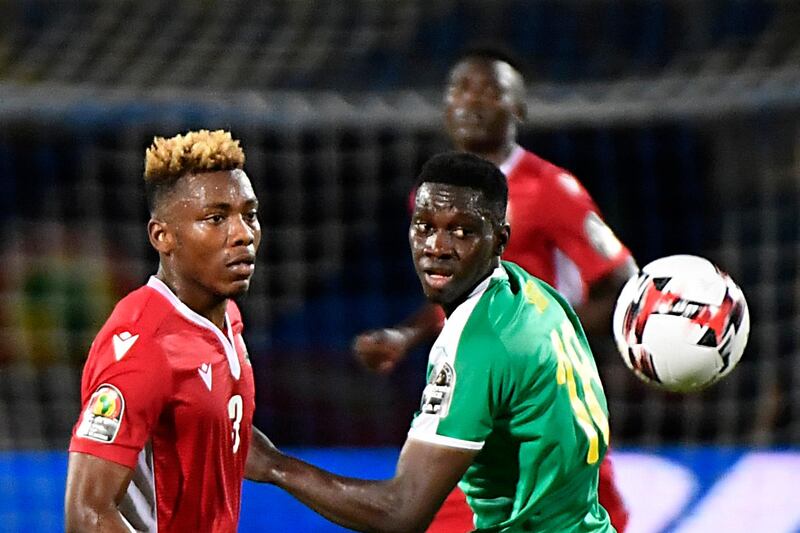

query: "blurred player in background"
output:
65 130 261 532
248 152 615 532
353 47 636 532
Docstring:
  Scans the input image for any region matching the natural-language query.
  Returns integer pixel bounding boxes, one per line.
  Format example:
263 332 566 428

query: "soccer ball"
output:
612 255 750 393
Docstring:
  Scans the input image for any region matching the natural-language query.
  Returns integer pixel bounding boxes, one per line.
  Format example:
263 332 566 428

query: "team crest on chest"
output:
421 360 456 418
76 384 125 443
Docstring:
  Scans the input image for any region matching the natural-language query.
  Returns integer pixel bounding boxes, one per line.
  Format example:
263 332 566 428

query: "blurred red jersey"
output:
501 145 632 306
69 276 255 533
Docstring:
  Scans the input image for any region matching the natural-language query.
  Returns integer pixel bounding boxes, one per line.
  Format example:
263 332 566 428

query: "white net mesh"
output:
0 96 797 449
0 0 798 450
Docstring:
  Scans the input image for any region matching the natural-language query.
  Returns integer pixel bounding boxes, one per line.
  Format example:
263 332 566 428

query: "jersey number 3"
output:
228 394 243 454
550 320 610 464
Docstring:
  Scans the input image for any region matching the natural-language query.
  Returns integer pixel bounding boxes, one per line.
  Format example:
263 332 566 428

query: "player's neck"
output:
441 260 501 317
461 140 516 168
155 269 228 330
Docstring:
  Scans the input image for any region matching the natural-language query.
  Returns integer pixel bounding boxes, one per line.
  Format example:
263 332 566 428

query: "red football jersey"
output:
69 276 255 533
501 145 632 306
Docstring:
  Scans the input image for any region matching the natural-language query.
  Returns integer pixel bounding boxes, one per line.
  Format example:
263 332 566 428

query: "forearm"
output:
65 507 131 533
268 454 419 533
247 429 424 532
575 291 617 337
398 302 444 347
578 258 638 337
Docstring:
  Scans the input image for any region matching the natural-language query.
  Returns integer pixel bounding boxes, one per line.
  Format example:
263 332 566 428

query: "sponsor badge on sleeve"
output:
76 384 125 443
584 212 623 259
420 361 455 418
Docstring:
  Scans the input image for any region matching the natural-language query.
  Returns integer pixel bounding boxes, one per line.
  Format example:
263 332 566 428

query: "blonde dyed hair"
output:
144 129 245 182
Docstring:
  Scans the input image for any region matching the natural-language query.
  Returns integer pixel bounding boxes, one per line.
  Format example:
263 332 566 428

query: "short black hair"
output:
455 42 526 78
415 152 508 223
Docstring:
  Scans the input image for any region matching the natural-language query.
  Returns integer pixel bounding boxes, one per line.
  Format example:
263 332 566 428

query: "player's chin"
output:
460 134 498 154
454 130 485 148
221 278 253 298
422 289 445 306
420 283 454 306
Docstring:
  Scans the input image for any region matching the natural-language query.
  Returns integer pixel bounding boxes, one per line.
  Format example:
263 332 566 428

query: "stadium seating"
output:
0 0 796 90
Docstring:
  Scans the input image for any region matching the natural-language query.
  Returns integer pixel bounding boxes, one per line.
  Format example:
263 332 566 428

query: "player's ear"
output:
513 99 527 123
495 223 511 256
148 218 175 254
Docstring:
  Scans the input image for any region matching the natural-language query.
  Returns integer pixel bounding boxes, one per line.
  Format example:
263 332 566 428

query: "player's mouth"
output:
453 108 484 127
423 268 454 290
226 254 256 277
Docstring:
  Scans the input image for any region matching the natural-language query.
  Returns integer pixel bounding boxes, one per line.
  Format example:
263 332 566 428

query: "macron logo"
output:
198 363 213 391
112 331 139 361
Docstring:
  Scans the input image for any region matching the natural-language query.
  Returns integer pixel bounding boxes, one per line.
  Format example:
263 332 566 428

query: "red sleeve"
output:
69 328 171 469
543 172 632 285
434 305 445 328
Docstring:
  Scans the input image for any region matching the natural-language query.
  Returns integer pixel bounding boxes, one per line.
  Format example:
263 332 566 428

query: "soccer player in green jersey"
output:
248 151 614 532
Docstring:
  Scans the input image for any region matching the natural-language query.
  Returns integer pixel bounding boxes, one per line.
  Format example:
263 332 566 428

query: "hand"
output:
352 328 411 374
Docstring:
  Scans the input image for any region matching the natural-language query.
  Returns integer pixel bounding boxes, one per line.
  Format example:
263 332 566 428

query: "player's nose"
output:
229 214 256 246
424 229 454 258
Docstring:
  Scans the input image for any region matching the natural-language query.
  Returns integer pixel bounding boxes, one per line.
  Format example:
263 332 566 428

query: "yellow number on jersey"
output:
550 319 609 464
523 280 549 313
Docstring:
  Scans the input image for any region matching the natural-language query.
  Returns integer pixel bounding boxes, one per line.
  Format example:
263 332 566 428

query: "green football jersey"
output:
409 261 614 533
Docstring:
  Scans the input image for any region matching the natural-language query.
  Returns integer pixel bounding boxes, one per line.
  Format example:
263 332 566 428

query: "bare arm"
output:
575 257 638 337
247 426 476 533
245 425 277 482
64 452 134 533
352 302 444 374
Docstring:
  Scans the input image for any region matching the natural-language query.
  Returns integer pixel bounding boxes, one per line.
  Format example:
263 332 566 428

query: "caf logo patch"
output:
76 384 125 443
420 362 455 418
583 212 623 260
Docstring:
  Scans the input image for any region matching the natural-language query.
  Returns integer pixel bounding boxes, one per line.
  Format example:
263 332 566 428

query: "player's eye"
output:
206 214 225 224
447 80 469 97
413 221 432 234
244 211 259 222
452 227 473 239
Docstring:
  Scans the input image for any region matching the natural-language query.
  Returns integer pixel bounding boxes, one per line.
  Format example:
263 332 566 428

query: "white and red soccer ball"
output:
613 255 750 393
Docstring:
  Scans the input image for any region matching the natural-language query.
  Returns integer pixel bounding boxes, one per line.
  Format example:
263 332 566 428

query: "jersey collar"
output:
445 265 507 326
466 265 508 300
147 276 241 379
499 144 525 177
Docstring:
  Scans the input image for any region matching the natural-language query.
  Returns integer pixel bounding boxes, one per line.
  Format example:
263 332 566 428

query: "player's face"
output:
409 182 501 311
161 169 261 299
444 58 523 152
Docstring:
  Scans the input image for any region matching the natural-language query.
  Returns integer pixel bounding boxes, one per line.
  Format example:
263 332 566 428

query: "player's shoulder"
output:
89 285 174 363
461 267 535 349
515 149 569 180
450 266 574 383
490 263 572 341
517 149 589 198
101 285 172 333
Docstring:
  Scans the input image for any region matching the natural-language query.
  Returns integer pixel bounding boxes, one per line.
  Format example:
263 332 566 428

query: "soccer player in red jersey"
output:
65 130 262 532
353 48 637 532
